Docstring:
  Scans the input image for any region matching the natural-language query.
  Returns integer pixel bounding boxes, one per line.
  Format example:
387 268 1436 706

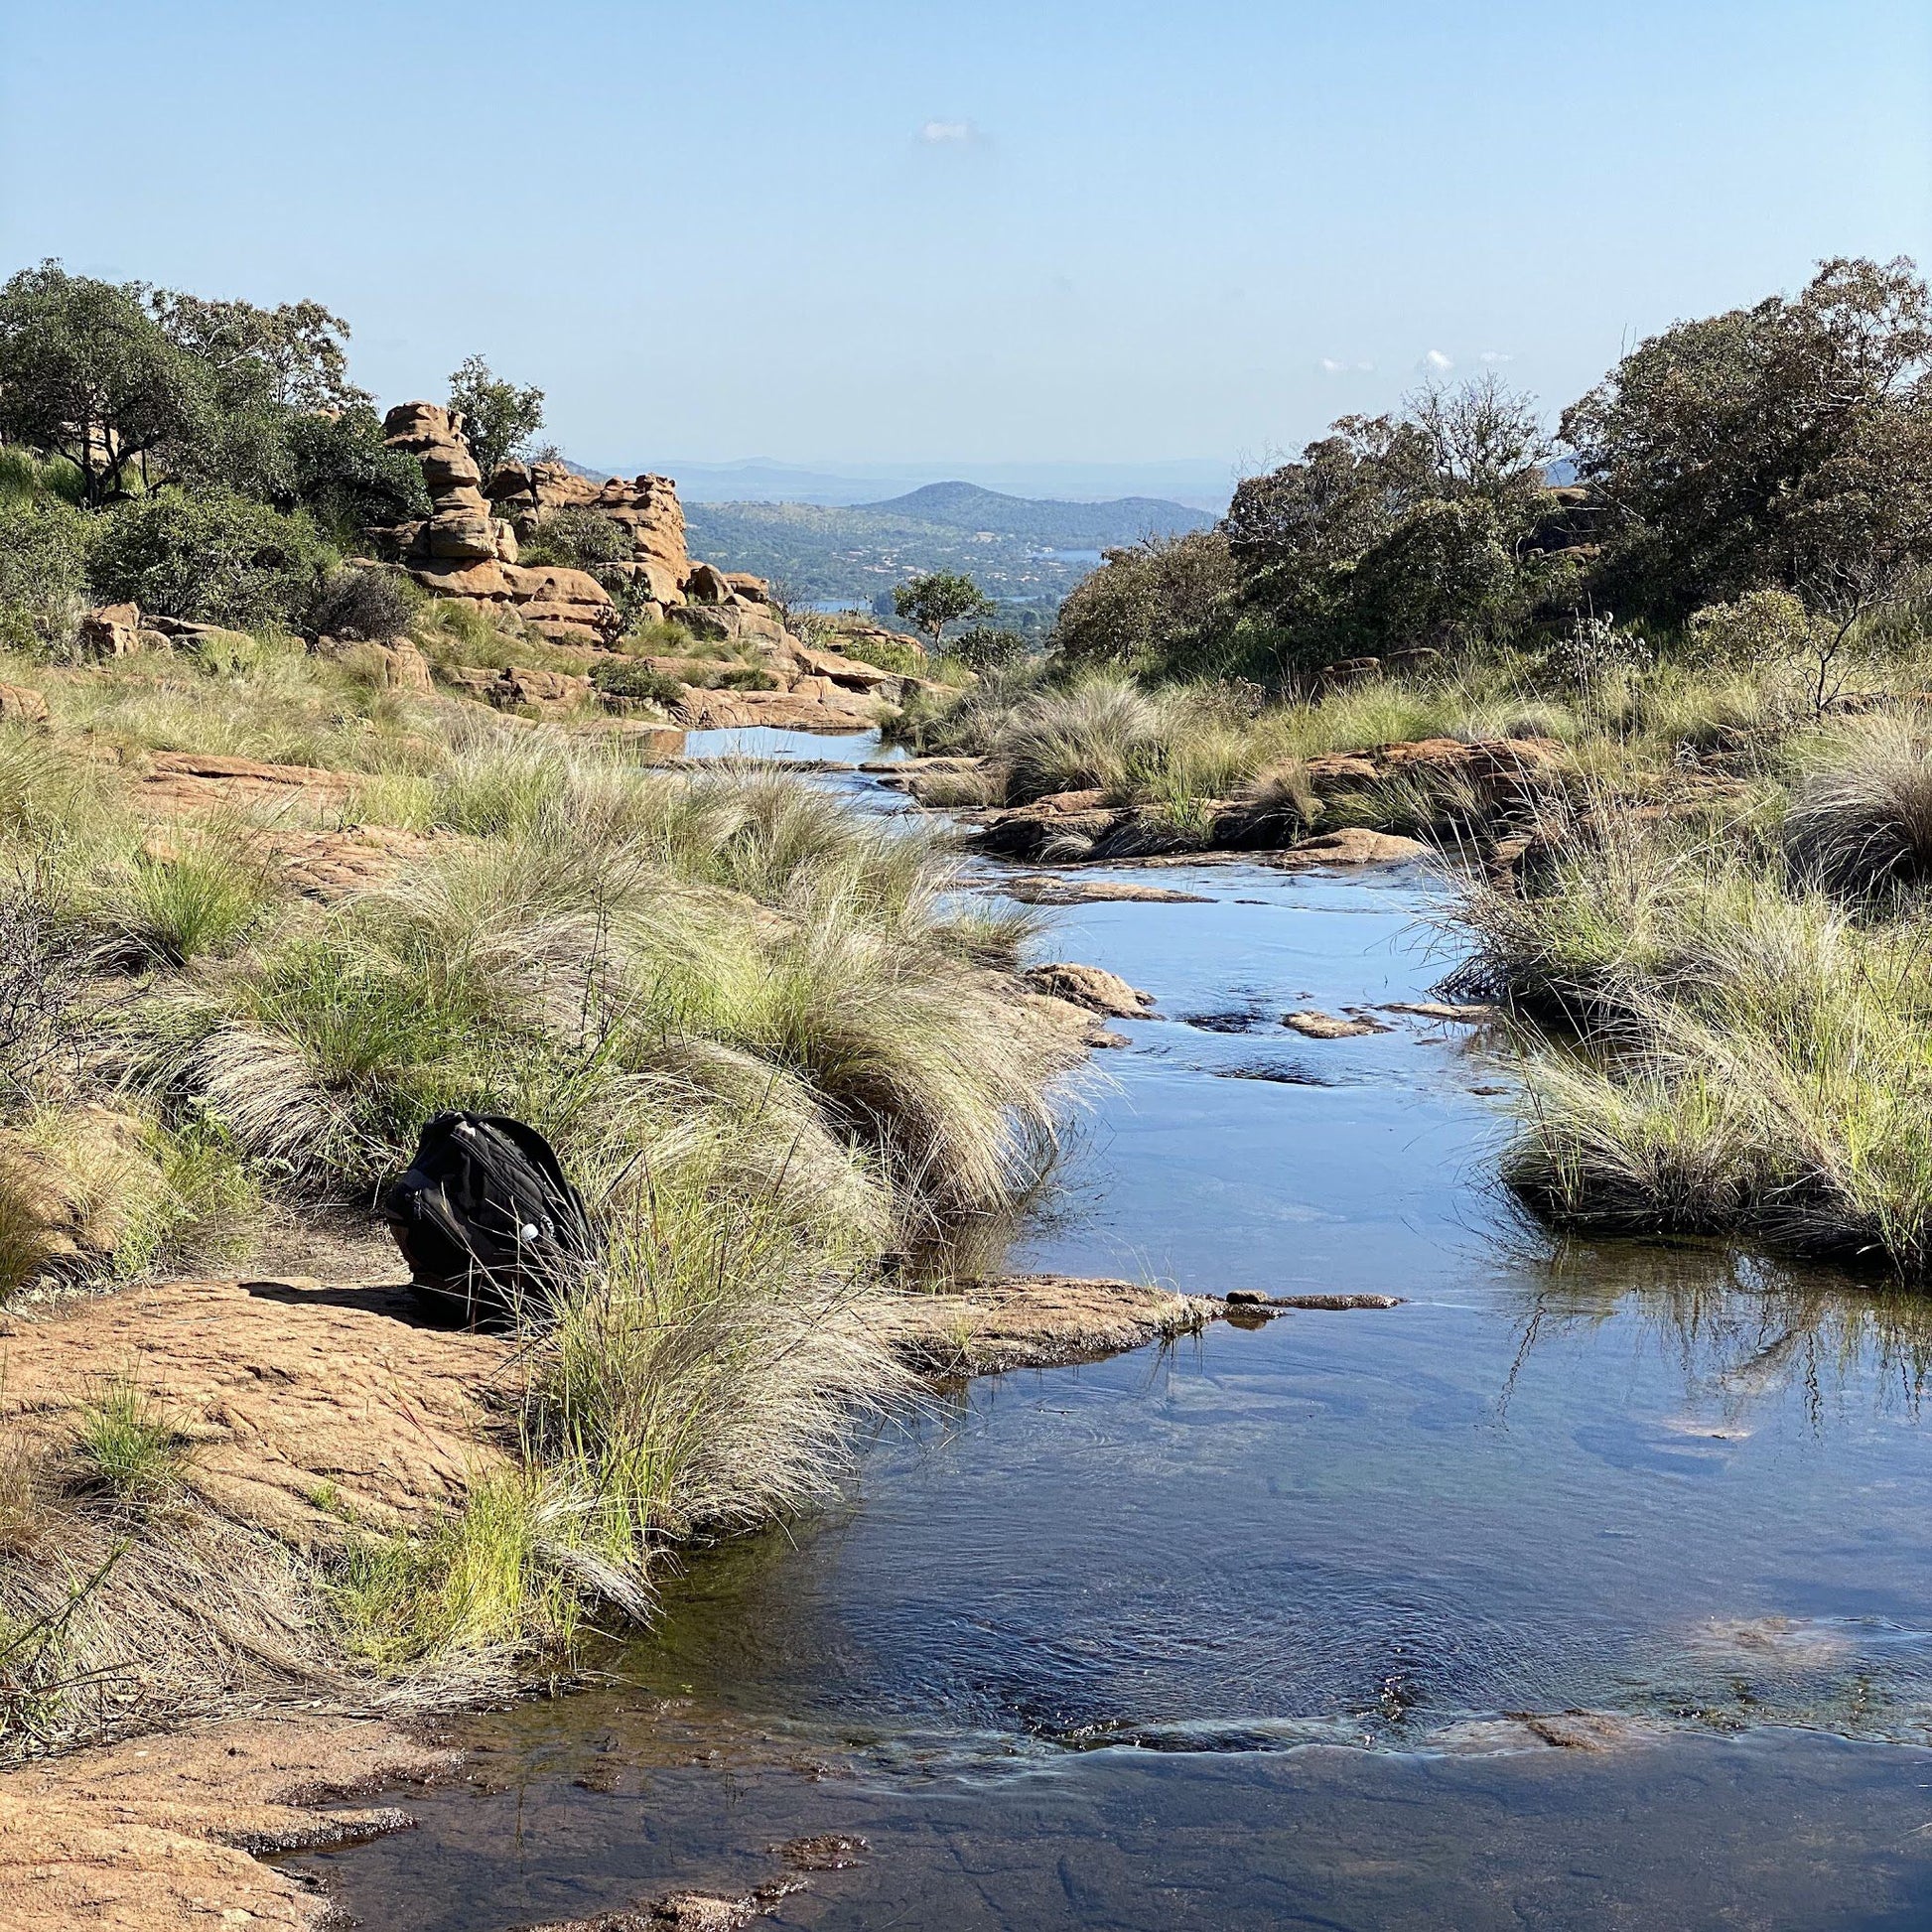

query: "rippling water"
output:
309 770 1932 1929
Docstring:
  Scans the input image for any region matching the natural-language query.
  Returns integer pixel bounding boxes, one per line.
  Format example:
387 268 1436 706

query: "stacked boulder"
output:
378 404 622 647
369 401 962 731
483 463 692 609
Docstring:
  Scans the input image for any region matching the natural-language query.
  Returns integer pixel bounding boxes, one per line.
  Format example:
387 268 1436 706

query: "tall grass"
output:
1455 793 1932 1276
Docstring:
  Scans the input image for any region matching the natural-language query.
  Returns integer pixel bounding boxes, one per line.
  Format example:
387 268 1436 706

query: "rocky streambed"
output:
19 735 1932 1931
281 744 1932 1931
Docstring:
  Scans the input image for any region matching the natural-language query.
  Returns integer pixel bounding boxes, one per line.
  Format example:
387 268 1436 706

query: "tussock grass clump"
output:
1782 715 1932 899
71 1377 193 1509
1457 795 1932 1276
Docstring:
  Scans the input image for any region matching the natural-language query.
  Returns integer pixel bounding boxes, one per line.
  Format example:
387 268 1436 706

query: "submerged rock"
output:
1267 828 1433 870
1283 1009 1389 1038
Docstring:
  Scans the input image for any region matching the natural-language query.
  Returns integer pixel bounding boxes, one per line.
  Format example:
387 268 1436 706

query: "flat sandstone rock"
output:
0 1718 454 1932
1266 828 1433 870
897 1275 1215 1374
1283 1009 1390 1038
999 874 1212 905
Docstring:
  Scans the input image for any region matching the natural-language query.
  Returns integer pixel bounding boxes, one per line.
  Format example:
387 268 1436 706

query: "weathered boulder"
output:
723 571 770 602
1283 1009 1390 1038
683 562 733 605
77 603 143 658
368 639 434 695
380 400 463 453
1267 828 1434 870
0 682 51 726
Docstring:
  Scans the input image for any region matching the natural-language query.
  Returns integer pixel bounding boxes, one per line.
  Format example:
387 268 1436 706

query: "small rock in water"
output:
1224 1289 1271 1306
1025 961 1157 1018
775 1834 869 1871
1283 1009 1387 1038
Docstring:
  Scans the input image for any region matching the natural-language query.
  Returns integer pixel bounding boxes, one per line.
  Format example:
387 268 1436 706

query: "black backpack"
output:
381 1112 597 1325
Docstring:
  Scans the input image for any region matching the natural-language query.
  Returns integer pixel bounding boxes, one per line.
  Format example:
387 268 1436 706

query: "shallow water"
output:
680 725 903 763
311 779 1932 1929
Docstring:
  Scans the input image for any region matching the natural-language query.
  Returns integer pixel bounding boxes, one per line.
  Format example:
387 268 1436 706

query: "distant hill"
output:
681 482 1214 606
854 482 1213 548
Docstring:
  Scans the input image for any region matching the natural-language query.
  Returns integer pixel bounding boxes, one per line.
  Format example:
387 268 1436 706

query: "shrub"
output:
88 487 331 628
284 406 431 546
0 494 90 649
830 631 924 677
518 508 628 574
949 624 1027 673
590 659 683 708
307 564 421 642
1688 589 1818 668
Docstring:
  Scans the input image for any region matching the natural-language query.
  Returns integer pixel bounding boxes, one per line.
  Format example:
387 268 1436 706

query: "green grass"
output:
72 1377 192 1508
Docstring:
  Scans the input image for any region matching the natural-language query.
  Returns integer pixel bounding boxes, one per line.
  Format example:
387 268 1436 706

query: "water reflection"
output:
1503 1238 1932 1430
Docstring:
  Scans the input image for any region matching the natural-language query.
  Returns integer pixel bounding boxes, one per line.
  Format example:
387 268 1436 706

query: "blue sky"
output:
3 0 1928 489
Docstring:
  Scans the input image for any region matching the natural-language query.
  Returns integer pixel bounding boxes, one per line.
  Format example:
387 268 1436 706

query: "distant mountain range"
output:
677 482 1215 607
590 457 1235 512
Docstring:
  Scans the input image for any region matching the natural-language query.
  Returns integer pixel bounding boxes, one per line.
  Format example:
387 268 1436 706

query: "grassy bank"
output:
1448 715 1932 1277
0 634 1079 1755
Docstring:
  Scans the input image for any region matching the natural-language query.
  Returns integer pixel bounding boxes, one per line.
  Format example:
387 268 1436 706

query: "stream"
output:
303 731 1932 1929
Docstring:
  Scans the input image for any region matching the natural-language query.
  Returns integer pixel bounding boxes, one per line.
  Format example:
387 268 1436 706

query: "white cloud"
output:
1479 350 1515 365
917 119 982 145
1419 348 1454 373
1319 356 1375 374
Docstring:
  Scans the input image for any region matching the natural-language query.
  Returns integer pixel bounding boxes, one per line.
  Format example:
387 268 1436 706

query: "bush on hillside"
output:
307 564 422 642
284 406 431 545
87 487 331 629
948 624 1027 673
590 658 684 708
518 508 629 576
0 495 91 649
1054 530 1236 670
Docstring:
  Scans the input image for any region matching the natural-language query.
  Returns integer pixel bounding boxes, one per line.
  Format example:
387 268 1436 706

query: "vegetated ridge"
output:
683 481 1212 606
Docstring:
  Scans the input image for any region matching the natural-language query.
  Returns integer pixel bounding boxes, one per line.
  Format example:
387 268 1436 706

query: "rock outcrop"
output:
371 403 949 732
379 405 623 647
484 461 692 607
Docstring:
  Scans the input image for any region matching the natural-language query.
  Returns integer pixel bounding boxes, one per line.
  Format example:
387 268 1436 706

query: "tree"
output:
149 292 365 415
1561 256 1932 619
0 262 214 506
1054 531 1236 668
893 571 993 654
1220 378 1551 670
448 355 545 479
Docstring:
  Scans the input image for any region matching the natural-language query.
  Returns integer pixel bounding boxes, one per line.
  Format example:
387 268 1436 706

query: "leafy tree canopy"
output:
893 571 993 652
1562 255 1932 619
448 355 546 479
1054 531 1236 669
0 262 216 506
1221 376 1551 669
